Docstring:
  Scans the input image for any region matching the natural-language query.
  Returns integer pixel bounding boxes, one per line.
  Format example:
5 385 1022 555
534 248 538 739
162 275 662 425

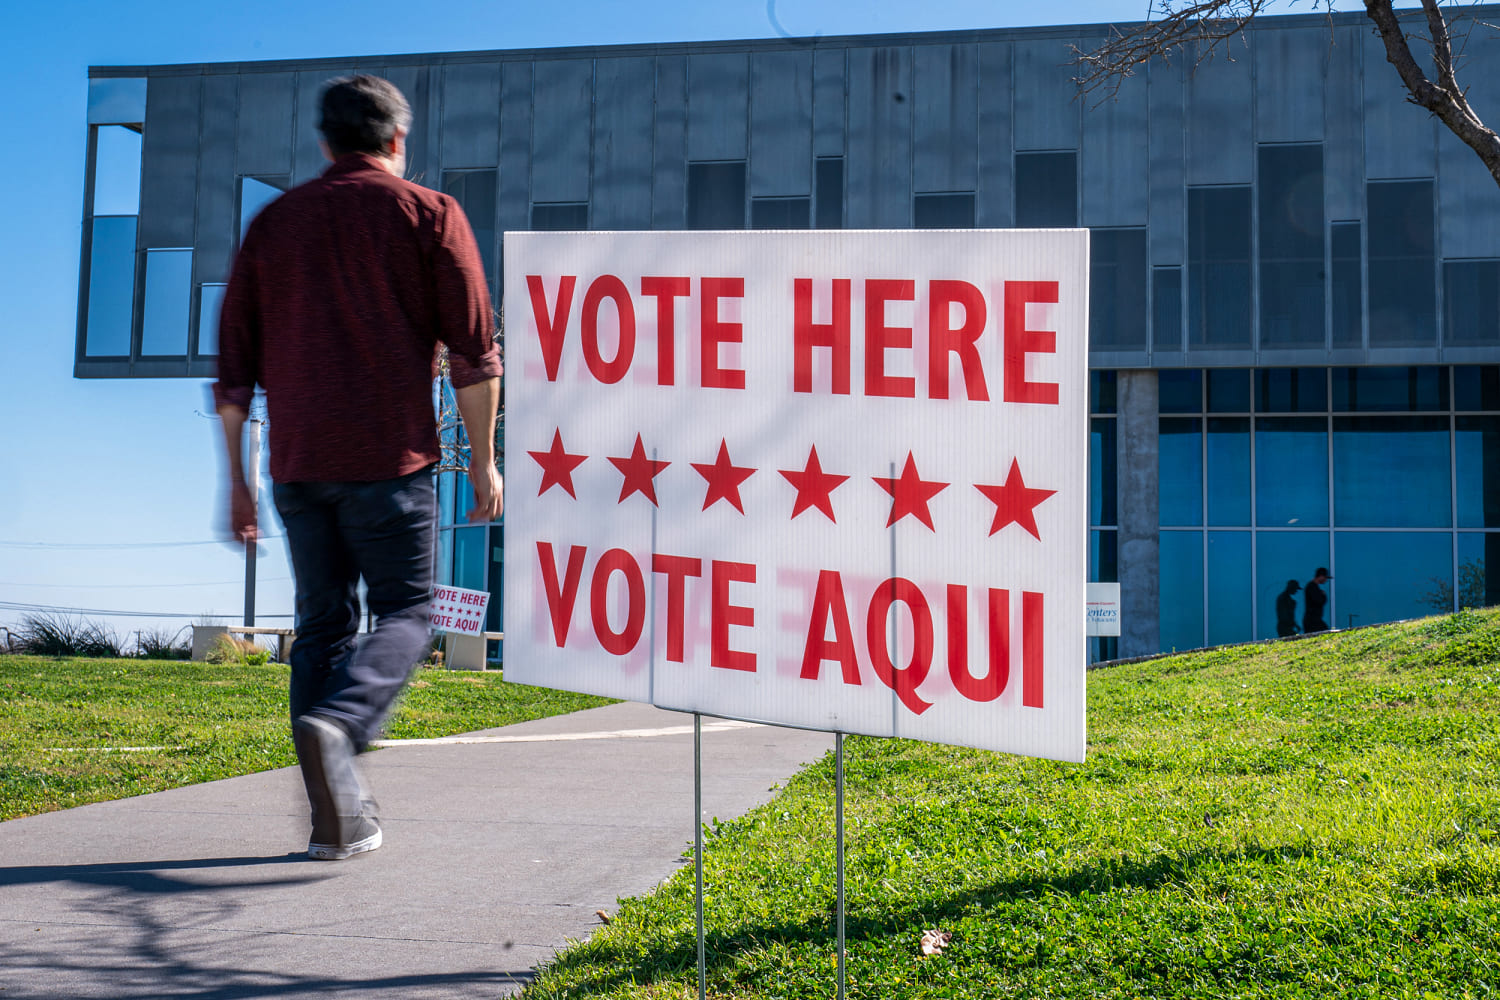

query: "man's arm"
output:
455 377 503 522
213 234 262 544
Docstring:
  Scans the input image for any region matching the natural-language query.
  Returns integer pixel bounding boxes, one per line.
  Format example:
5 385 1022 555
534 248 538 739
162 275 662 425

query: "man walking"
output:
1302 567 1332 635
1275 579 1301 638
214 76 502 860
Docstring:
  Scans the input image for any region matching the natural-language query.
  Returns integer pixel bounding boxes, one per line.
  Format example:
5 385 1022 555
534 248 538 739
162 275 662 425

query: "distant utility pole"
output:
244 416 263 628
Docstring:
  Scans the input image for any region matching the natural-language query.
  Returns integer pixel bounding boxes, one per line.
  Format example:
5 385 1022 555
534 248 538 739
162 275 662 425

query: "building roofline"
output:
90 5 1498 78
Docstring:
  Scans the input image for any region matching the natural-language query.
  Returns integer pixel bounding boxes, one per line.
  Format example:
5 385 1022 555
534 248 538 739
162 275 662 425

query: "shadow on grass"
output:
540 844 1320 994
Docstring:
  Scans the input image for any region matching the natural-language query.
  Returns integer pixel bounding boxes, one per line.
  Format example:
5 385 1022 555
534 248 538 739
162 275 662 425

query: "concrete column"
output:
1116 369 1160 657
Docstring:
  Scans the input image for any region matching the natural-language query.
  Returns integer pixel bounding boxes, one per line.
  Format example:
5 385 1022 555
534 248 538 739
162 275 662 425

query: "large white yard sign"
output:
503 230 1088 762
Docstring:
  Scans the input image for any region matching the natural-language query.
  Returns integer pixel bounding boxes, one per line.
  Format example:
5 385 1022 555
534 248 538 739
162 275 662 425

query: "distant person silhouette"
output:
1276 579 1301 638
1302 568 1332 634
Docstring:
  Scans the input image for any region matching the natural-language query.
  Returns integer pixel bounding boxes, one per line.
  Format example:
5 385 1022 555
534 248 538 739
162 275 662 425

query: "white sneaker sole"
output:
308 825 383 861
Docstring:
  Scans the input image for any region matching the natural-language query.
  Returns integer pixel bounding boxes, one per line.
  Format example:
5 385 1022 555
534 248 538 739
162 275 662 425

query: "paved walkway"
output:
0 702 833 999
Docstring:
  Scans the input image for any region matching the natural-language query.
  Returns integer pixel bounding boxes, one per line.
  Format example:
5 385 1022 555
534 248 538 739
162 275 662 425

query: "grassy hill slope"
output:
525 610 1500 999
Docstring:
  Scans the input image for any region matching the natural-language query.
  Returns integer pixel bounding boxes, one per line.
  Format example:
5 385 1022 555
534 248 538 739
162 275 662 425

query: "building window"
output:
1090 416 1117 527
93 124 142 217
1256 368 1327 412
1015 152 1076 227
1333 415 1451 527
1331 366 1448 411
530 202 589 232
1206 418 1251 525
197 283 225 357
140 249 193 356
444 170 498 288
913 193 975 229
1258 144 1325 349
1090 370 1118 414
1159 368 1202 413
82 124 143 359
1153 266 1183 351
687 161 746 230
1188 186 1253 349
1159 418 1203 526
1367 180 1436 347
815 157 843 229
238 176 287 247
751 196 810 230
1206 369 1251 413
1090 228 1147 350
1456 366 1500 411
1207 531 1253 646
1444 260 1500 346
1331 222 1362 348
1255 416 1329 526
1159 530 1204 652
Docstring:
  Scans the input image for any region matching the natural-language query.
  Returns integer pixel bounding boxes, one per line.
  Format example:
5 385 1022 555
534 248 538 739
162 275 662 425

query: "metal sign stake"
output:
695 712 706 1000
836 731 847 1000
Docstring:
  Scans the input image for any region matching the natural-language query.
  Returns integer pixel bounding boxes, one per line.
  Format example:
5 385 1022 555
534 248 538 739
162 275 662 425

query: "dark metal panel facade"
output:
441 63 501 169
1012 37 1078 151
750 50 813 197
138 75 200 248
687 53 748 161
235 72 295 177
846 45 912 228
1363 27 1435 179
975 41 1013 227
592 57 656 229
1185 40 1253 184
1082 69 1148 227
532 59 593 204
912 43 977 194
293 70 332 185
498 62 533 233
1324 26 1363 221
652 55 687 229
384 65 431 187
1254 28 1326 143
1149 58 1186 263
195 75 237 294
1437 30 1500 259
812 48 845 157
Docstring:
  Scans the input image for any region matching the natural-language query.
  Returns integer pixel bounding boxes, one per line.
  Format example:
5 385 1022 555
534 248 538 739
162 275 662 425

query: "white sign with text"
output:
1087 582 1121 637
503 230 1088 761
429 585 491 636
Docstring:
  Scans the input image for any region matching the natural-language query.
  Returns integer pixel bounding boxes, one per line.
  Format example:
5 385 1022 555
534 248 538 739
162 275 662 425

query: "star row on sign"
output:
526 430 1057 539
433 606 485 617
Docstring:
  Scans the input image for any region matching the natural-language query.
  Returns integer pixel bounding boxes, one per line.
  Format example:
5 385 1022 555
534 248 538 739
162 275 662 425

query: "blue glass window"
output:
1207 531 1252 646
435 528 453 588
1206 369 1251 413
93 125 142 216
1258 144 1325 348
1090 370 1118 414
1333 416 1450 527
1256 368 1327 412
1334 531 1450 628
1331 221 1362 348
140 249 193 356
530 202 588 231
1159 530 1204 651
238 177 286 247
913 193 975 229
1015 152 1077 228
688 161 746 229
815 157 844 230
1255 417 1329 527
487 530 504 633
1455 366 1500 411
1456 533 1500 609
1159 369 1203 413
1090 229 1148 350
197 283 225 357
1091 417 1117 527
1256 530 1329 639
84 216 137 357
1456 416 1500 528
1188 186 1253 349
1153 266 1183 351
453 525 487 592
1207 417 1251 525
1367 180 1436 346
1091 529 1118 583
438 470 456 528
1332 366 1448 411
1444 261 1500 346
1160 418 1203 526
752 197 811 229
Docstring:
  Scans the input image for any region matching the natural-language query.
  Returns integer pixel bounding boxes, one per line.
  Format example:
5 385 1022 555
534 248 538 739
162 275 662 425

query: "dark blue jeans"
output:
273 467 435 749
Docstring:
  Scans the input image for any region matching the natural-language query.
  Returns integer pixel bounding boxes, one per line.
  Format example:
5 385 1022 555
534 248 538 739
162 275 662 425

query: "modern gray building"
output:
76 8 1500 659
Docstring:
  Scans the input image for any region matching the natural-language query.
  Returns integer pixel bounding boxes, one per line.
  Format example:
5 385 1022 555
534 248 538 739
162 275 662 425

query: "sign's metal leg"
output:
695 713 706 1000
836 731 846 1000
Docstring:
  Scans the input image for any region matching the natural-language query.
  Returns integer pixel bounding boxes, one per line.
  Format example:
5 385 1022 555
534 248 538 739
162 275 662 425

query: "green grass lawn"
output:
0 656 612 821
524 609 1500 1000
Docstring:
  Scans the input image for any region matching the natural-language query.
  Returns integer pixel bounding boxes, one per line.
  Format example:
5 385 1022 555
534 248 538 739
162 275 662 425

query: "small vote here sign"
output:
503 230 1088 762
429 585 490 636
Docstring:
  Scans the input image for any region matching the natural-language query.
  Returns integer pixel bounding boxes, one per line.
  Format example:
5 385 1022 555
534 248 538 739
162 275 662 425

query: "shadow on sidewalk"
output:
0 853 327 892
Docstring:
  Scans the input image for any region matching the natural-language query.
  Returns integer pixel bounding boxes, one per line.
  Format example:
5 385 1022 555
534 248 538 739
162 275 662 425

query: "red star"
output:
691 440 756 513
528 429 587 499
975 459 1056 540
779 446 849 523
872 452 949 530
607 434 670 506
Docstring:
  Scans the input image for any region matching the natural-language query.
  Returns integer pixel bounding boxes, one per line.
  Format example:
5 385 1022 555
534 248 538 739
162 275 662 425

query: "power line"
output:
0 578 290 590
0 537 283 550
0 600 293 620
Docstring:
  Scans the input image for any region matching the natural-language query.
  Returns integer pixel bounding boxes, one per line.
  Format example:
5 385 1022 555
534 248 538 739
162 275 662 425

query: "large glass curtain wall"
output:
1157 365 1500 652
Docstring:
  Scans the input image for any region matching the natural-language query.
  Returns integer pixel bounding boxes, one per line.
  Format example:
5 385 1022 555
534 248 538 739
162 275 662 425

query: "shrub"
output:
16 613 123 658
135 627 192 660
204 634 270 667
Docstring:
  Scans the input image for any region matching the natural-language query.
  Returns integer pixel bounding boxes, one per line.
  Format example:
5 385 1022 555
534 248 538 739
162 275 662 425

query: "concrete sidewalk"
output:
0 702 833 999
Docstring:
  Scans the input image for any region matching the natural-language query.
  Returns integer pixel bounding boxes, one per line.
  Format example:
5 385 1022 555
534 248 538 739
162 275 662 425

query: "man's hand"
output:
229 480 259 543
467 457 503 523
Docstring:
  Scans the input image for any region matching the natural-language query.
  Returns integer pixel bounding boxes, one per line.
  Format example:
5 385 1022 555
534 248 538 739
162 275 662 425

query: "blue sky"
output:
0 0 1355 644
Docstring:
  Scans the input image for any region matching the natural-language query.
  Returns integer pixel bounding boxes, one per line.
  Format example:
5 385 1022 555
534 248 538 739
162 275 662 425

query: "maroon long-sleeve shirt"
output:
214 153 502 483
